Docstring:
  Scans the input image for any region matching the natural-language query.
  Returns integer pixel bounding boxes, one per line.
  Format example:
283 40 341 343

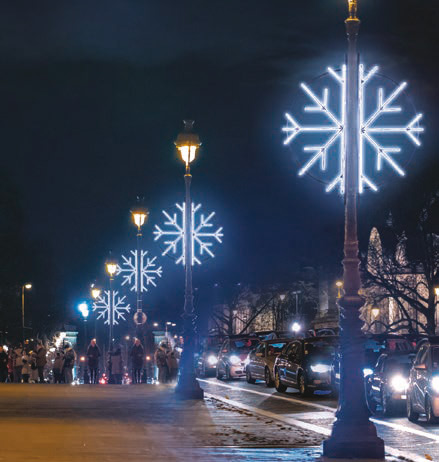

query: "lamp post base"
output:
175 373 204 400
323 421 384 460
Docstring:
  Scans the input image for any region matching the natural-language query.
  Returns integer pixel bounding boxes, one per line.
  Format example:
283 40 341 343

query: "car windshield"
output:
230 339 259 351
267 342 287 356
431 348 439 369
304 341 336 357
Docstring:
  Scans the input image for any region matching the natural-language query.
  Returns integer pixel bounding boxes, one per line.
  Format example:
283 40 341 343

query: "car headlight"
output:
207 355 218 366
431 376 439 393
390 375 408 393
310 364 331 373
229 355 241 365
363 368 373 377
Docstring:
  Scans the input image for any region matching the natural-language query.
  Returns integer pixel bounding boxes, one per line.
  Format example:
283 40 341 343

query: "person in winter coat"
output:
53 352 64 384
109 346 123 384
63 344 76 384
21 351 32 383
166 348 179 383
12 344 24 383
130 338 144 384
0 346 8 383
87 339 101 384
154 343 169 384
35 342 47 383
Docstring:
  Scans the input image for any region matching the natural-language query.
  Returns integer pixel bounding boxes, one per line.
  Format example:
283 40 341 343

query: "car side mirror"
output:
256 352 263 357
415 363 427 370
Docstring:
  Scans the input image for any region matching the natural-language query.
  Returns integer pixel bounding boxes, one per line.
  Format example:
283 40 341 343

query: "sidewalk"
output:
0 384 409 461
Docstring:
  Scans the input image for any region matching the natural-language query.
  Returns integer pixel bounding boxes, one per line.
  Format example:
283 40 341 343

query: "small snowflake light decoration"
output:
282 64 424 194
92 290 131 325
154 202 223 265
116 250 163 293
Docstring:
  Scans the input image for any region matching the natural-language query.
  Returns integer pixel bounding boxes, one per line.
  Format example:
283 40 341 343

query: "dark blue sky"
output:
0 0 436 328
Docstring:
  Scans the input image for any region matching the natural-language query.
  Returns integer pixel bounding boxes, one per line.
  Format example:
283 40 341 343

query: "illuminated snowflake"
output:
282 64 424 194
116 250 163 293
92 290 131 325
154 202 223 265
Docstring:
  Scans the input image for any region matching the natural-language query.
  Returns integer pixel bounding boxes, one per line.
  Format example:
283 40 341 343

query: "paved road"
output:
200 377 439 462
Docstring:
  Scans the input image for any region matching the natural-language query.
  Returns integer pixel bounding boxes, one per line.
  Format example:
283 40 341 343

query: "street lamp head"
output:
106 260 118 278
24 283 32 290
336 281 343 288
435 287 439 297
291 322 302 333
166 321 172 325
175 120 201 170
371 307 380 318
91 287 101 299
347 0 358 20
131 202 149 231
279 294 286 301
78 302 89 319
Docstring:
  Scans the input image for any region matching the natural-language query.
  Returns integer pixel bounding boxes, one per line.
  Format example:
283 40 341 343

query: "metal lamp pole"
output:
175 120 204 399
21 283 32 344
106 260 117 352
323 1 384 458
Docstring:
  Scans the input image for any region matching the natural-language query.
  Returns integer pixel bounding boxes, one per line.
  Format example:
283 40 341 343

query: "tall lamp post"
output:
78 302 90 350
131 203 149 334
91 285 101 339
175 120 204 399
21 283 32 344
323 1 384 458
106 259 118 351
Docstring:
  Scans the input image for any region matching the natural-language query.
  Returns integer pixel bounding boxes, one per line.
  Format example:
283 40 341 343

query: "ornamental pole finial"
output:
347 0 358 20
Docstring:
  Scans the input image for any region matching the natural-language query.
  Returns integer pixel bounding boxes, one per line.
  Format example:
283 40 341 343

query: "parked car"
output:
365 351 415 415
274 336 338 396
245 339 290 386
407 338 439 423
216 336 260 380
196 348 220 377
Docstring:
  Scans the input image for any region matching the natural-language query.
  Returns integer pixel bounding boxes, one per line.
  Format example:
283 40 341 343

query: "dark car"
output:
196 348 220 377
274 336 338 396
245 339 290 387
407 338 439 423
216 336 260 380
365 351 415 415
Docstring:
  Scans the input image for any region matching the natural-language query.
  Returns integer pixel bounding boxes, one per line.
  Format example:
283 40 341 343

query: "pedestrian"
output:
21 351 32 383
109 345 123 384
63 343 76 384
30 350 38 383
154 342 169 384
35 342 47 383
86 339 101 384
166 348 179 383
12 344 24 383
130 338 144 384
53 351 64 384
0 345 8 383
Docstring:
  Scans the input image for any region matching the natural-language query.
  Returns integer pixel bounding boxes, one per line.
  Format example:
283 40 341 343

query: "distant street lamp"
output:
335 281 343 299
21 283 32 344
371 307 380 319
106 258 118 350
91 286 101 301
78 302 90 350
291 322 301 334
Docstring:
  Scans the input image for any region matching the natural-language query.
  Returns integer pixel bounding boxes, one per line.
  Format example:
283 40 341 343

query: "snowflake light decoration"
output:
154 202 223 265
282 64 424 194
92 290 131 325
116 250 163 293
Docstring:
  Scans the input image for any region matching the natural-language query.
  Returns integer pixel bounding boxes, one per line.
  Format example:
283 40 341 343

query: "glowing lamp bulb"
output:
106 262 117 277
132 210 148 229
291 322 301 333
78 302 89 318
91 288 101 299
371 307 380 318
24 283 32 290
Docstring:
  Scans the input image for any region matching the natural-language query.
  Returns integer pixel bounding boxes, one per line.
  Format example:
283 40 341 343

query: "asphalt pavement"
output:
199 377 439 462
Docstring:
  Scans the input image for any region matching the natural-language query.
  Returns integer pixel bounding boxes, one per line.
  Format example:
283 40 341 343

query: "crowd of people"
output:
0 338 180 385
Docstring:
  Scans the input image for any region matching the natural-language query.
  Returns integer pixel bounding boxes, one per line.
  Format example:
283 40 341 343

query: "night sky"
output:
0 1 437 332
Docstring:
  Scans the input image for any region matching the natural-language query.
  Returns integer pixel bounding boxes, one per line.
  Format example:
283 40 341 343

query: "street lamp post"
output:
106 259 118 351
323 1 384 458
21 283 32 344
78 302 90 350
91 285 101 339
131 202 148 335
175 120 204 400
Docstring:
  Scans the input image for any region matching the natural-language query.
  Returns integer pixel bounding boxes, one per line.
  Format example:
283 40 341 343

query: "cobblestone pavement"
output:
200 377 439 462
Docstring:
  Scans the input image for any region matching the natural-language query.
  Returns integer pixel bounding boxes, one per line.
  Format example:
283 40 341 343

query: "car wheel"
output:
381 388 394 416
246 368 256 384
407 393 419 422
216 365 223 380
274 369 287 393
264 367 274 387
426 396 439 424
299 373 312 397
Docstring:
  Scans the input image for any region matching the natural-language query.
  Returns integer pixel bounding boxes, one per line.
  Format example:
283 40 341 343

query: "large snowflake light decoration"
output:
282 64 424 194
116 250 163 293
92 290 131 325
154 202 223 265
